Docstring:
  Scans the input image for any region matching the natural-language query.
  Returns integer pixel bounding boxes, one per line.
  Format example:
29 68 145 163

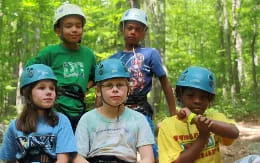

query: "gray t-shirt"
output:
75 107 155 162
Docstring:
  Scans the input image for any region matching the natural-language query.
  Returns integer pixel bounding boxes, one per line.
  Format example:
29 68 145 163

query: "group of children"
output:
0 2 241 163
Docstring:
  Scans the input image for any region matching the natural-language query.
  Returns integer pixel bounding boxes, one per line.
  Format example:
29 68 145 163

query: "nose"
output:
46 88 55 96
193 96 202 104
111 85 120 91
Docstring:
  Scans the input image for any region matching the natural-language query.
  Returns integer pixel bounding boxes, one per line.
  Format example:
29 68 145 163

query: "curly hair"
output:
175 86 215 107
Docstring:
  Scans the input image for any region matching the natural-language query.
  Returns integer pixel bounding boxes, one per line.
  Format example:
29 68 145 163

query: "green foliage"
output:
0 0 259 123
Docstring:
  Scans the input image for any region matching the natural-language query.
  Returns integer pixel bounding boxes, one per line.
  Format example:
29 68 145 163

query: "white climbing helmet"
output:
53 2 86 27
120 8 148 27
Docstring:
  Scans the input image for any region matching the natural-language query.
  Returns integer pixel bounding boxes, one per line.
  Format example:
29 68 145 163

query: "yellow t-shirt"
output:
158 111 236 163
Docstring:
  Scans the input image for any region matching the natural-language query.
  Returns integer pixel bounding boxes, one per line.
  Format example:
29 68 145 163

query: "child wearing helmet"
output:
158 66 239 163
0 64 77 162
26 2 96 132
74 59 155 163
109 8 176 160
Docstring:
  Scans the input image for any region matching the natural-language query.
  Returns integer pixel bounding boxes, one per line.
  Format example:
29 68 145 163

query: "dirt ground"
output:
221 117 260 163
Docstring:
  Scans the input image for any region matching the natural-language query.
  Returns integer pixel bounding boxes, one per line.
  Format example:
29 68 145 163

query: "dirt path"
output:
221 118 260 163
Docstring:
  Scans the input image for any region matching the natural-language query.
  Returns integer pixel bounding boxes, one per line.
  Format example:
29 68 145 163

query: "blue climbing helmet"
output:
95 59 130 83
20 64 57 90
176 66 216 94
120 8 148 27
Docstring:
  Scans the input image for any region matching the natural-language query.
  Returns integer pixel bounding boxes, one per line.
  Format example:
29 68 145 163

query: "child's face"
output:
181 87 210 115
31 80 56 110
121 21 146 45
55 15 83 44
97 78 129 107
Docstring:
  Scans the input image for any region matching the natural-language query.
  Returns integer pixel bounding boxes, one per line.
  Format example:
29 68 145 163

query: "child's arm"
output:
56 153 69 163
174 134 209 163
72 154 89 163
138 144 154 163
178 108 239 139
208 119 239 139
174 115 211 163
159 76 176 115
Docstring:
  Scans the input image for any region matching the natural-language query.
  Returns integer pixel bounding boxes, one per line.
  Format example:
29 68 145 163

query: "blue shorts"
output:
144 115 158 159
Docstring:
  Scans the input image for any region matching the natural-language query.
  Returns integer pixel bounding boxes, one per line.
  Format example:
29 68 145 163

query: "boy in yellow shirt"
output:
158 66 239 163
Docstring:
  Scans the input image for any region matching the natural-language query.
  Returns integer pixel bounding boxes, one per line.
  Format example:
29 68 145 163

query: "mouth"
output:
44 98 54 102
191 107 204 114
127 36 136 40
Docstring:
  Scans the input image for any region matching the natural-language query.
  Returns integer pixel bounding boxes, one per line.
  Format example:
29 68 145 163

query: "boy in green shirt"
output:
26 2 96 132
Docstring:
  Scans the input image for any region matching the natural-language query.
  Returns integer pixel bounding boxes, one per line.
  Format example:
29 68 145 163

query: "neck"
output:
98 105 124 119
124 43 140 52
62 42 79 50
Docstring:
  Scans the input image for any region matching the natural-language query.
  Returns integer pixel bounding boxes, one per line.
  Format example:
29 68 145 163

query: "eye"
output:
49 86 55 91
116 83 126 88
102 83 113 89
37 86 45 90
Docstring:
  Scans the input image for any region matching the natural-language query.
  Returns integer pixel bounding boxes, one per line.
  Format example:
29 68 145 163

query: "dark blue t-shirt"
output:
110 47 166 96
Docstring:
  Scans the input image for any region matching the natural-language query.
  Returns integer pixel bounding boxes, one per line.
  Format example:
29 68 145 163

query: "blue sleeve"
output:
55 113 77 153
0 120 18 160
150 48 166 77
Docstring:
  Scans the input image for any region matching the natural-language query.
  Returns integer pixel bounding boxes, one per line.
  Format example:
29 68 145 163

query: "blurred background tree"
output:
0 0 259 124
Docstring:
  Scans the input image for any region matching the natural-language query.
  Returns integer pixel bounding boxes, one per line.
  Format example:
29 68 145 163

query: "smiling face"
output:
97 78 129 107
180 87 212 115
55 15 83 45
31 80 56 111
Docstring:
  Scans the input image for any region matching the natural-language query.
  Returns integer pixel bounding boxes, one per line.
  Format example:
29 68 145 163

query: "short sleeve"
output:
150 49 166 77
158 119 182 163
0 120 18 160
25 46 52 67
75 113 90 157
55 114 77 153
136 114 155 147
207 111 237 146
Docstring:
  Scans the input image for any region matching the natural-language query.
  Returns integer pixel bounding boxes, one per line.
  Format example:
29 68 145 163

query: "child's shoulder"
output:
38 44 61 53
205 109 235 124
80 45 93 51
139 47 159 53
80 109 98 119
122 107 148 122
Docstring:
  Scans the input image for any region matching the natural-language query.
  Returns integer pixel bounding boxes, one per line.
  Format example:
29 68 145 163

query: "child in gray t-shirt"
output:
74 59 155 163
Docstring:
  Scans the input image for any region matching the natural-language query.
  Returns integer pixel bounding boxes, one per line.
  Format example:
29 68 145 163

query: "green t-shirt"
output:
26 44 96 116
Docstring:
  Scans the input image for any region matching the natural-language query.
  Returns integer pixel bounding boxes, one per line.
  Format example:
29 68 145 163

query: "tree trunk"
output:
216 0 228 98
222 0 234 100
232 0 242 98
144 0 166 113
250 2 258 102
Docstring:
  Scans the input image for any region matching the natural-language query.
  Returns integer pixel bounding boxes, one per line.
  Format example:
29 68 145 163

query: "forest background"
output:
0 0 259 124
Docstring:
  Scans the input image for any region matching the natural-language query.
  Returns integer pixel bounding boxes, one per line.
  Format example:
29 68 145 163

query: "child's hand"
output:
177 107 191 121
195 115 211 137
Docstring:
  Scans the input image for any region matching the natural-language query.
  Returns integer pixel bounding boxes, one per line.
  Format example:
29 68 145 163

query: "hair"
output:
16 80 59 134
119 20 148 31
175 86 215 106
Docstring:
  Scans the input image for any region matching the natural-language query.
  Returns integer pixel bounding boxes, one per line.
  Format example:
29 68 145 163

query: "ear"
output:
54 27 61 37
95 86 102 97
